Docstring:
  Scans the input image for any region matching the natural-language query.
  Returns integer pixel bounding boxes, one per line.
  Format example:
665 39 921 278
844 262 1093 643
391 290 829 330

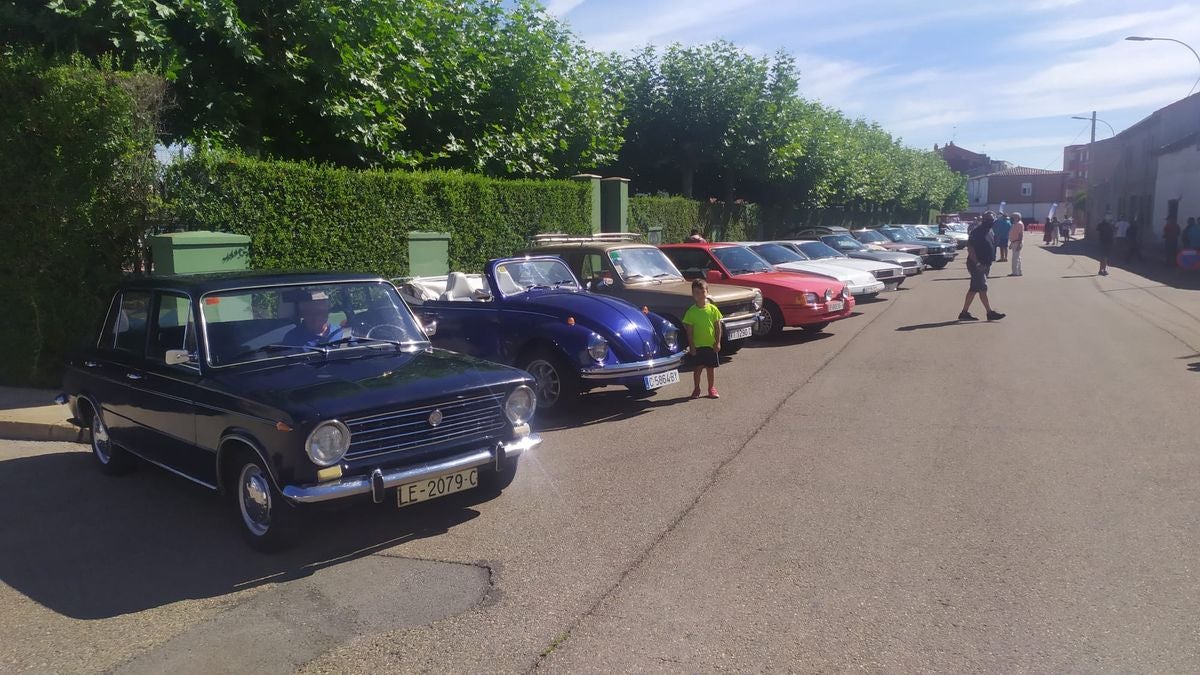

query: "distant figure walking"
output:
1066 217 1076 242
1009 211 1025 276
960 212 1005 322
1097 216 1115 276
1163 215 1181 267
993 213 1011 262
685 228 707 243
1184 217 1200 249
1126 218 1142 263
1049 217 1060 245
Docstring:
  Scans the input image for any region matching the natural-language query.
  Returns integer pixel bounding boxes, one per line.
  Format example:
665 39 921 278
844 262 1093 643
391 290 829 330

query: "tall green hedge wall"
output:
627 195 760 243
166 152 594 277
0 53 163 386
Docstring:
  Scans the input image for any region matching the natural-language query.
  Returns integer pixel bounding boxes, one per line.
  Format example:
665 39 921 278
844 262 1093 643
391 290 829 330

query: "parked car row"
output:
59 228 959 551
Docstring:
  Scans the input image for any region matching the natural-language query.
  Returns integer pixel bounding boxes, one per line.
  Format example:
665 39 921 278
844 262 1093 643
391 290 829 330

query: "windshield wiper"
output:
225 343 325 363
652 273 677 278
624 273 646 280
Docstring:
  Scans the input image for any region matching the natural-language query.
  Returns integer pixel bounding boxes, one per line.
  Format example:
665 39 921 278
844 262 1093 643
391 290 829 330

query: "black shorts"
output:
692 346 719 368
967 262 989 293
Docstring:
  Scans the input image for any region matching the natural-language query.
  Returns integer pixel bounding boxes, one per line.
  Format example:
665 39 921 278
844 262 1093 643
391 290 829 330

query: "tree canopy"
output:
1 1 965 211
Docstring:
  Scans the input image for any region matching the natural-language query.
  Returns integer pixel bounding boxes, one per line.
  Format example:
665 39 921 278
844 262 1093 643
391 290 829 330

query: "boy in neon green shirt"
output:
682 279 722 398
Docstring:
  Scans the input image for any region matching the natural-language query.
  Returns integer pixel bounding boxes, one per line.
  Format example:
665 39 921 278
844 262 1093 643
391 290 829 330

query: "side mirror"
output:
422 318 438 337
705 269 725 283
165 349 194 366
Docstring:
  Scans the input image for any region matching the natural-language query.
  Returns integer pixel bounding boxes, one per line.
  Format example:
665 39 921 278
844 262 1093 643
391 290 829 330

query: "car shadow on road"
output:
1061 274 1096 278
0 449 484 620
930 277 970 282
535 387 690 431
745 330 835 348
1042 240 1200 290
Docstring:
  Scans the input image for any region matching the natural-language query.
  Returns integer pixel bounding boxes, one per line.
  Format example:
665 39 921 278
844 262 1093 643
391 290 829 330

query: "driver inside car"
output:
283 291 349 347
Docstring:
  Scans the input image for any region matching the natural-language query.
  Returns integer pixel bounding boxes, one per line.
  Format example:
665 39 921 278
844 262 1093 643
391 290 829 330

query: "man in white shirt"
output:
1008 212 1025 276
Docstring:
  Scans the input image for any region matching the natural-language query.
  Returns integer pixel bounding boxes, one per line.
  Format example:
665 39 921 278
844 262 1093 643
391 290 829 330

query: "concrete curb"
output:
0 419 89 444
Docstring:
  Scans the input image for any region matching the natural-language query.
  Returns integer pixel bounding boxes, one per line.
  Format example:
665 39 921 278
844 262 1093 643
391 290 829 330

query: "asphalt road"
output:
4 241 1200 673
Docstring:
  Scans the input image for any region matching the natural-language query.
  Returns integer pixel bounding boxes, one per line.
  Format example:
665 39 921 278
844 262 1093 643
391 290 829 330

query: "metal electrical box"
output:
150 231 251 275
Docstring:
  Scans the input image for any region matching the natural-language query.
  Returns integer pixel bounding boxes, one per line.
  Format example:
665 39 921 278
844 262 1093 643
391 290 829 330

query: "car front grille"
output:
900 261 918 268
718 301 757 317
344 391 509 461
873 269 895 279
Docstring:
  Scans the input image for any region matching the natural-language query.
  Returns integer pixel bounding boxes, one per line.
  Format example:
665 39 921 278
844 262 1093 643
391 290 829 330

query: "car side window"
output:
148 292 196 365
112 290 152 356
663 249 711 278
579 253 605 285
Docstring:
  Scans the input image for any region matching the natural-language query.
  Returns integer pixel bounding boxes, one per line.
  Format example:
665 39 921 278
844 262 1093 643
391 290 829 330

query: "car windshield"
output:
711 245 773 274
608 247 682 281
823 234 866 252
879 229 906 242
493 258 581 295
947 223 968 233
901 226 926 238
796 241 846 259
915 226 938 237
201 281 427 367
750 243 805 264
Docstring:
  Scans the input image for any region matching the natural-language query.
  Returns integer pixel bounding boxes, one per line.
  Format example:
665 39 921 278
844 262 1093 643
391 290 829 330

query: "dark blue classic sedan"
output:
60 272 541 551
398 256 685 411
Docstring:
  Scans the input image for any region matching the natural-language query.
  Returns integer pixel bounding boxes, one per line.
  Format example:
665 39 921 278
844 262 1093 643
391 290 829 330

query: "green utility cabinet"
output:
150 231 251 275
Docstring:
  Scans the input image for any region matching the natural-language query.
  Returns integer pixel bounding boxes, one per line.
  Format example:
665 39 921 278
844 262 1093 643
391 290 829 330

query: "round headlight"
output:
306 420 350 467
505 385 537 424
587 333 609 361
752 290 763 310
663 326 679 351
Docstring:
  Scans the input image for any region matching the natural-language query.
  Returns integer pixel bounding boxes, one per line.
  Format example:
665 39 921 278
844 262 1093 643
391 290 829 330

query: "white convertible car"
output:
740 241 888 299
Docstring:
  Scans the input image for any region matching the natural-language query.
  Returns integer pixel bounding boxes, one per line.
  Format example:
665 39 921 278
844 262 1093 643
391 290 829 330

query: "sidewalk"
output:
0 387 86 443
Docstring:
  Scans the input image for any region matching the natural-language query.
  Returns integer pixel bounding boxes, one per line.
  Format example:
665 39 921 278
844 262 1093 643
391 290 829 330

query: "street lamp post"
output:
1069 112 1114 227
1125 36 1200 96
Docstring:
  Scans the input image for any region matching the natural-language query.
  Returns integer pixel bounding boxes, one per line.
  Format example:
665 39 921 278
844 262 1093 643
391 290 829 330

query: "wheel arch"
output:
215 432 279 496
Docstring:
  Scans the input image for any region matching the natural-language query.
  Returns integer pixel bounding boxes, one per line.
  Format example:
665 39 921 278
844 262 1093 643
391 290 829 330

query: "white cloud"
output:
544 0 587 17
586 0 772 52
1017 5 1193 44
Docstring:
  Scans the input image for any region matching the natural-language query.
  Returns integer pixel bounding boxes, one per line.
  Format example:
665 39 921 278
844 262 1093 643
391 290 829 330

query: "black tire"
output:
87 407 137 476
479 458 520 493
518 348 580 414
719 340 744 355
800 322 830 333
858 292 879 301
230 450 299 553
929 261 948 270
755 301 785 339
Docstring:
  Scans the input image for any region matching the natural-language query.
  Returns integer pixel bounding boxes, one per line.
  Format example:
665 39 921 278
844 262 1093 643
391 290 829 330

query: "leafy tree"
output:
2 0 622 177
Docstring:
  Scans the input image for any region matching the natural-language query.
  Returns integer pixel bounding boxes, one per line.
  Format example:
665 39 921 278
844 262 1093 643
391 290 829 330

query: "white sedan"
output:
772 240 908 290
742 242 887 299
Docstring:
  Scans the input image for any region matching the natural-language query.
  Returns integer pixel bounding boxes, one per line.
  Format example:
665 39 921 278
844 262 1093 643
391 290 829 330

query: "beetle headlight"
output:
663 326 679 351
751 290 763 310
587 333 609 361
306 420 350 467
505 385 537 425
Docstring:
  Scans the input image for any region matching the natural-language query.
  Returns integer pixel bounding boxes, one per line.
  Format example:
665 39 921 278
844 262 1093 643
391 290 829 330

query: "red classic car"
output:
659 243 854 337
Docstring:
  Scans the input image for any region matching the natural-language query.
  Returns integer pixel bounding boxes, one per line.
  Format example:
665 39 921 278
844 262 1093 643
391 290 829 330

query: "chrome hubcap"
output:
91 414 111 464
526 359 561 407
239 464 272 537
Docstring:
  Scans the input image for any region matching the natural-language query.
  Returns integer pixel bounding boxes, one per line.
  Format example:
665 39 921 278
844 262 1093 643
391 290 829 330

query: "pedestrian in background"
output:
685 228 707 243
1008 211 1025 276
1184 217 1200 249
1163 215 1181 267
1049 216 1060 245
683 279 722 399
1126 218 1142 264
992 212 1011 263
1097 216 1115 276
960 212 1005 322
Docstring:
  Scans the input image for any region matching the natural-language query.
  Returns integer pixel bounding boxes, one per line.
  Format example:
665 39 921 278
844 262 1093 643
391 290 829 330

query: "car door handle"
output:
84 361 100 368
125 372 144 381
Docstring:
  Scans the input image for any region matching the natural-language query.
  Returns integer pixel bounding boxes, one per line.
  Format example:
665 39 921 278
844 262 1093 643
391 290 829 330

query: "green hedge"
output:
166 152 593 276
0 53 163 386
628 195 759 242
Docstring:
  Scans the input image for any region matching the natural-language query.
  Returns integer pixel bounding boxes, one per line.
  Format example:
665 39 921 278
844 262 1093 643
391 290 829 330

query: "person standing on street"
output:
993 212 1012 262
685 228 707 243
1163 215 1181 267
1097 216 1115 276
1049 216 1060 245
1126 218 1142 263
683 279 722 399
1184 217 1200 249
960 212 1005 322
1009 211 1025 276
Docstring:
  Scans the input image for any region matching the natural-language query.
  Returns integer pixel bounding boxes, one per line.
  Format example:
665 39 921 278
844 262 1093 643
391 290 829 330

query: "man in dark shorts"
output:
1097 216 1115 275
960 212 1005 322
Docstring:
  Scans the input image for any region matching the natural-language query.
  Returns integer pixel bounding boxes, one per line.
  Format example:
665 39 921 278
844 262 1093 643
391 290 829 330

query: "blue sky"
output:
543 0 1200 171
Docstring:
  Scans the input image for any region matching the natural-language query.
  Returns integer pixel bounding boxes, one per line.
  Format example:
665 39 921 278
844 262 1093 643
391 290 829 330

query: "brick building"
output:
934 142 1012 177
966 167 1067 222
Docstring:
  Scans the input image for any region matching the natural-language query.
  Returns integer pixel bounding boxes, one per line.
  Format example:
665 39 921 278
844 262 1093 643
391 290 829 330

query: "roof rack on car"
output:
529 232 645 245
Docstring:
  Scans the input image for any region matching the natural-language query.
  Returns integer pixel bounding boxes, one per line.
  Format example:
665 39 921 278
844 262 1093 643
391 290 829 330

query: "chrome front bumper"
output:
721 314 759 337
282 433 542 504
849 281 886 296
579 351 685 381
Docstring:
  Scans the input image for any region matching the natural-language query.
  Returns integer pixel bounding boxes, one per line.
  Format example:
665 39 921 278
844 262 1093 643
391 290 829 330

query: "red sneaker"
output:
708 387 720 399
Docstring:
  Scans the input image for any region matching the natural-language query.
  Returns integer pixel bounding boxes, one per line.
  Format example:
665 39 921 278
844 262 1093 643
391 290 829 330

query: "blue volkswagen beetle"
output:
399 256 685 411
